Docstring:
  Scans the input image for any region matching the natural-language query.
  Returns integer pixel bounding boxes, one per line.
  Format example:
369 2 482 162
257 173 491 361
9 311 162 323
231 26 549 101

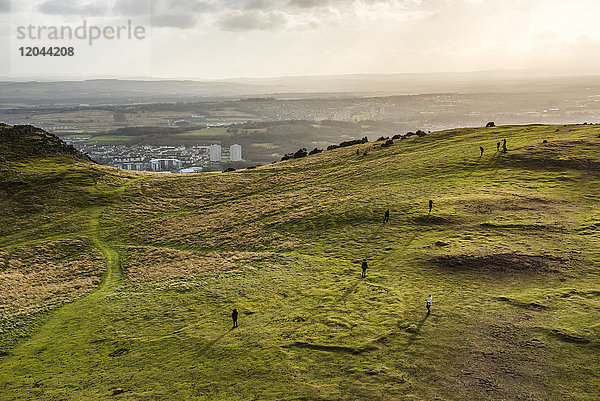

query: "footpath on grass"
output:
0 177 145 398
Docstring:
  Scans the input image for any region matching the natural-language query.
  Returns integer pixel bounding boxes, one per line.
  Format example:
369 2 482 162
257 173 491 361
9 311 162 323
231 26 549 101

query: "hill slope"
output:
0 124 599 400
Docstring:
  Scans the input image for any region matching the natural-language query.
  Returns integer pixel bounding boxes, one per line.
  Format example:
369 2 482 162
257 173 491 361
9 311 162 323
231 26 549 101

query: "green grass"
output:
1 124 599 400
178 127 231 138
85 136 135 143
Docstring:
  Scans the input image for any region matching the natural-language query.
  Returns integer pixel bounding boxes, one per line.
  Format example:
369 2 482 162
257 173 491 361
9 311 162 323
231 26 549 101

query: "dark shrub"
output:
293 148 308 158
281 148 308 161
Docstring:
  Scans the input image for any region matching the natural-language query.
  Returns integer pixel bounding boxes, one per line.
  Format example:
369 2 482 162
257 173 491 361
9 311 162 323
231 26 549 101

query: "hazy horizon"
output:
3 67 600 83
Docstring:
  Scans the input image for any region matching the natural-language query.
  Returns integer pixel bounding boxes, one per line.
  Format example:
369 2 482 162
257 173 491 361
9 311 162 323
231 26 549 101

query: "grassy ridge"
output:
0 124 599 400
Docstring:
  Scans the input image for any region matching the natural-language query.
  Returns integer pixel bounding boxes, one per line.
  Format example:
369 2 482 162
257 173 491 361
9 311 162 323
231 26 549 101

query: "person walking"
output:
383 209 390 223
426 295 432 314
361 258 368 278
428 200 433 215
232 308 238 328
479 146 484 157
496 141 500 151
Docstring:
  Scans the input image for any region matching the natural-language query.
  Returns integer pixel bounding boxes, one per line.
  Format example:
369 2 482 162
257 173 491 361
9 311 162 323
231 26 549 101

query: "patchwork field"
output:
0 123 599 400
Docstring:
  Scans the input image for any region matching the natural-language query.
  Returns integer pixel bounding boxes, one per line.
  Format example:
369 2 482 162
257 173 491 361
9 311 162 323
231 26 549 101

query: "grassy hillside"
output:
0 123 599 400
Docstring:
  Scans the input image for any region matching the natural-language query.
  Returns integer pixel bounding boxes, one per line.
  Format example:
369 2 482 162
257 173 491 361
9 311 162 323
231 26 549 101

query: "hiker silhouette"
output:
383 209 390 223
361 258 368 278
232 308 238 328
428 200 433 215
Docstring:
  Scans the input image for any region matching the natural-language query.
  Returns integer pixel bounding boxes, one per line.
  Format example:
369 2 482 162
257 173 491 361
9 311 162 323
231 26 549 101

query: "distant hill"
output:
3 72 600 106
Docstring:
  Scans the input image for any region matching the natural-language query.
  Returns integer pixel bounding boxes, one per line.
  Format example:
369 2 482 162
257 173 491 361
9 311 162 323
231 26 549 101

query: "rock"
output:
112 388 125 395
435 241 449 247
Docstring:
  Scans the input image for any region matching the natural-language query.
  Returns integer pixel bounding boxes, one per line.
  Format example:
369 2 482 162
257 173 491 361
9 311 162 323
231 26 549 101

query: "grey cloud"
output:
244 0 272 10
143 0 445 31
113 0 151 16
0 0 10 13
150 0 220 28
153 0 220 14
221 10 288 31
152 13 197 28
38 0 110 16
288 0 330 8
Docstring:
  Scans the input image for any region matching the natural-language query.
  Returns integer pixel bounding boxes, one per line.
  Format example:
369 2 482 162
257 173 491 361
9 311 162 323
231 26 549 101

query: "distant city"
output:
63 138 243 173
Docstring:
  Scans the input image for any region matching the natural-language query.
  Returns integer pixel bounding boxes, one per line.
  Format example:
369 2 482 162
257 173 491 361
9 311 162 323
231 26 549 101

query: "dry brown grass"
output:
122 245 274 286
0 238 104 316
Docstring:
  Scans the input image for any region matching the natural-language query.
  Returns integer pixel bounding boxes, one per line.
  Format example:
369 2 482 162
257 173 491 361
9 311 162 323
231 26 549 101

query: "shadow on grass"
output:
406 313 430 348
339 278 362 304
199 328 234 355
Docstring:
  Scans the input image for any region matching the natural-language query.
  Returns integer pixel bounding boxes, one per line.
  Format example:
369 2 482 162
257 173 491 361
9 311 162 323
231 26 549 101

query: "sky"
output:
1 0 600 79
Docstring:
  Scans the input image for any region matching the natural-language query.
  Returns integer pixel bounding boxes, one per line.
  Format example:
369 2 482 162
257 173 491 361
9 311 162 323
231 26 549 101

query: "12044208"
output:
19 46 75 56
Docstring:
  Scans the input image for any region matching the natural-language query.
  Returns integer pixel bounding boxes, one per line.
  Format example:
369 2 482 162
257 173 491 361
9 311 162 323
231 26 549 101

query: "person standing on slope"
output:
232 308 238 328
383 209 390 223
361 258 368 278
479 146 484 157
426 295 432 314
428 200 433 215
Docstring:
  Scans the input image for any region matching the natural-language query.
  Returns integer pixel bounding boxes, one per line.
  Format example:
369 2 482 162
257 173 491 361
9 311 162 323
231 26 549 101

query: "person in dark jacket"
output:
383 209 390 223
361 258 368 278
479 146 484 157
232 308 238 328
428 200 433 215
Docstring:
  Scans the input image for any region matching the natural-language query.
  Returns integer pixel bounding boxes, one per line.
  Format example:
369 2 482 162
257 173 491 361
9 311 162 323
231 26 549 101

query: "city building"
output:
230 144 242 162
179 166 204 173
114 162 145 171
150 158 182 172
209 144 222 162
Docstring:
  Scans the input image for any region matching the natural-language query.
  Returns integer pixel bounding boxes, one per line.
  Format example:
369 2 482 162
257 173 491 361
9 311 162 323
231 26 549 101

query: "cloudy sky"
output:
2 0 600 79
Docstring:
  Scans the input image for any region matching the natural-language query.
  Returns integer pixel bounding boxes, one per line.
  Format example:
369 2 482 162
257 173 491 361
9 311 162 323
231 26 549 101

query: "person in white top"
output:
426 295 432 314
